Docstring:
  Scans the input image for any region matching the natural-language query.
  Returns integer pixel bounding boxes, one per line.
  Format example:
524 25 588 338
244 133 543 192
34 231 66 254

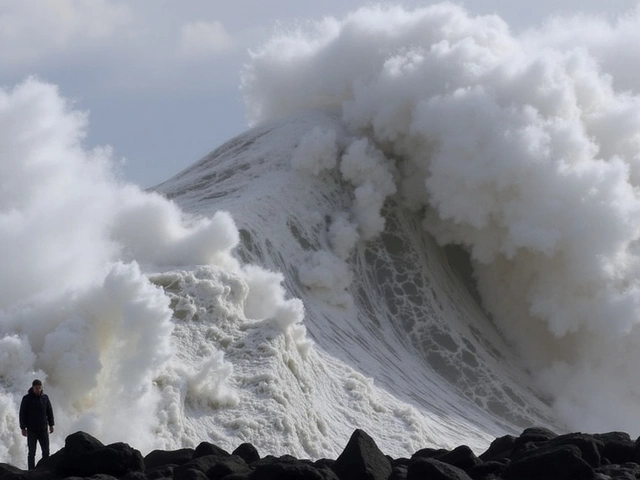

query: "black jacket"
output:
19 388 54 431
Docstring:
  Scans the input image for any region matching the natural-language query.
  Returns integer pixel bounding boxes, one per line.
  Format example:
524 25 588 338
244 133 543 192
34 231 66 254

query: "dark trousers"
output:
27 429 49 470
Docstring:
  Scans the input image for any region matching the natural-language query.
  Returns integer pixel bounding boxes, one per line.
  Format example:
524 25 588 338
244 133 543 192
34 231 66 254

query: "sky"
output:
2 0 639 188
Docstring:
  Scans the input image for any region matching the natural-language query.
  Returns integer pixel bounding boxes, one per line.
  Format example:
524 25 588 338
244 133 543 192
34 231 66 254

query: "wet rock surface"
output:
5 427 640 480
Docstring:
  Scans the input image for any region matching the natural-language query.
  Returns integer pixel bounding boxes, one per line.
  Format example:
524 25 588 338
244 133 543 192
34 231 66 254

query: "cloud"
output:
0 0 132 67
179 20 234 58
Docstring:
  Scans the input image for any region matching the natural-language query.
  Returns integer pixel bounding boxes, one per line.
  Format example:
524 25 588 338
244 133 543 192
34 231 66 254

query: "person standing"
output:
19 379 55 470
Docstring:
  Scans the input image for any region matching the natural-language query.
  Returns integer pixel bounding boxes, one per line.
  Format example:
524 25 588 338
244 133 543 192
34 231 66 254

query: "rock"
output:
594 432 631 444
173 453 251 480
51 432 143 478
467 460 507 480
332 429 392 480
596 462 640 480
632 436 640 464
438 445 481 471
144 448 195 470
549 433 603 468
173 468 209 480
510 441 538 459
411 448 449 460
65 431 105 456
479 435 516 461
504 444 595 480
221 474 252 480
193 442 230 459
174 454 240 480
251 457 325 480
601 440 634 464
314 462 341 480
9 428 640 480
407 458 473 480
35 450 65 472
391 458 410 468
511 427 557 454
146 464 177 480
593 474 612 480
0 468 60 480
0 464 24 477
206 456 251 479
120 472 148 480
315 458 336 469
80 442 144 477
232 443 260 465
389 465 408 480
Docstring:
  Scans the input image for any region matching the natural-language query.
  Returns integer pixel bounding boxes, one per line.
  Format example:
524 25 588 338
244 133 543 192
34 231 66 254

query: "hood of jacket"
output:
27 387 43 396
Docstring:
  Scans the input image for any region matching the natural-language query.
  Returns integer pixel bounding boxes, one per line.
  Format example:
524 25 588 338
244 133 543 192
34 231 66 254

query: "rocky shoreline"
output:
2 427 639 479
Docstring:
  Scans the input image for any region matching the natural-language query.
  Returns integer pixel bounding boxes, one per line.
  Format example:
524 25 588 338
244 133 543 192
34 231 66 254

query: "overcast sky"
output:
2 0 639 187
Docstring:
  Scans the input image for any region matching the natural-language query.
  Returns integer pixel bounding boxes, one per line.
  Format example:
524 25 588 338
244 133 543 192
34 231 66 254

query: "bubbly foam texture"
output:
0 79 306 464
242 4 640 433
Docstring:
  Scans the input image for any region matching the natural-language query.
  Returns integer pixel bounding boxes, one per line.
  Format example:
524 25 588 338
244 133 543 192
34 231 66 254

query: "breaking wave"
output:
3 2 640 468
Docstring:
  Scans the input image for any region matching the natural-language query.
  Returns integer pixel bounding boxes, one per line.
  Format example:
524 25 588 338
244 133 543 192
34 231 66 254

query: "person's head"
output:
32 379 42 395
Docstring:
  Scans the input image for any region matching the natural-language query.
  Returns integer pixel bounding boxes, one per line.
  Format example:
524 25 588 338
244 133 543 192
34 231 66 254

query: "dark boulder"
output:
86 475 119 480
146 464 177 480
38 431 103 475
315 458 336 469
391 458 410 468
206 456 251 479
510 441 538 459
251 457 325 480
65 430 105 456
411 448 449 460
468 460 507 480
632 436 640 464
601 440 635 464
173 468 209 480
0 467 61 480
174 454 244 480
314 462 341 480
0 464 22 476
479 435 515 461
232 443 260 465
549 433 603 468
389 465 408 480
193 442 230 459
504 443 595 480
120 472 148 480
50 432 143 478
221 474 252 480
409 445 480 472
332 429 392 480
511 427 557 454
77 442 144 477
593 431 631 445
438 445 481 471
35 450 65 473
144 448 194 471
407 458 473 480
596 462 640 480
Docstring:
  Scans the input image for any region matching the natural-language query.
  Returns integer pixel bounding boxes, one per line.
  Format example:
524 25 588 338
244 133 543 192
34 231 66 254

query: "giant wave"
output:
3 2 640 469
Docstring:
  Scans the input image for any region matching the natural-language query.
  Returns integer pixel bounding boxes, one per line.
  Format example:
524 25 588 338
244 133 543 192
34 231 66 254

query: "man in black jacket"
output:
19 379 55 470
